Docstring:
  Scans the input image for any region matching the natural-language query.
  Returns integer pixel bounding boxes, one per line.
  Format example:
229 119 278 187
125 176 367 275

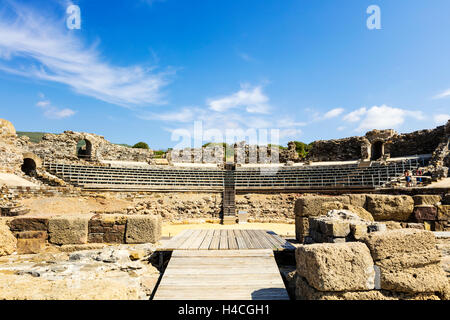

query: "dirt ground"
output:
20 196 133 216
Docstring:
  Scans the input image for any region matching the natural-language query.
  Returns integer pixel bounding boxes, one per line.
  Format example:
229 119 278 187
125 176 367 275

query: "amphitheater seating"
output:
44 157 428 191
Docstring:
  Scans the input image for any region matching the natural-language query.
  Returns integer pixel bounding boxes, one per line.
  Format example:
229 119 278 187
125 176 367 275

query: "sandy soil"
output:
20 196 133 216
162 222 295 238
0 173 37 187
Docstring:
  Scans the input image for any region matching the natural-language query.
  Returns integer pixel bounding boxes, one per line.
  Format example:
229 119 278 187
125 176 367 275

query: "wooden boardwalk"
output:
153 249 290 300
158 229 296 251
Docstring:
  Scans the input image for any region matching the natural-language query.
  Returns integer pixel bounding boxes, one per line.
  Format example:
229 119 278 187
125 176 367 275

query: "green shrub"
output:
132 142 150 149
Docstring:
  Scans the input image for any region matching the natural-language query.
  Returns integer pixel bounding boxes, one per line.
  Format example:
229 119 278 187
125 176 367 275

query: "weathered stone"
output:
345 194 367 208
384 221 403 230
48 215 90 245
366 195 414 221
321 201 374 221
413 205 437 221
0 219 16 256
17 238 45 254
379 263 448 293
318 219 350 237
88 214 127 244
412 195 442 206
8 217 49 232
443 194 450 205
406 223 425 230
295 276 390 300
350 223 368 240
362 229 437 261
295 217 309 243
296 242 375 291
125 215 162 244
437 205 450 221
294 196 350 218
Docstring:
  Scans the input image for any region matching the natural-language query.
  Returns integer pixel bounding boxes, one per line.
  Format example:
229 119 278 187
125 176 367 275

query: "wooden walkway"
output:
153 249 290 300
158 229 296 251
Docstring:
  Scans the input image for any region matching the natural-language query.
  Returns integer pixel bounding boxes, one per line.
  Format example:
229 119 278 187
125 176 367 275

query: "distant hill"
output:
16 131 47 143
16 131 135 149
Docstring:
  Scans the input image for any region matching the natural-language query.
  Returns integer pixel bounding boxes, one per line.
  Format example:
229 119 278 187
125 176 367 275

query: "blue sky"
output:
0 0 449 150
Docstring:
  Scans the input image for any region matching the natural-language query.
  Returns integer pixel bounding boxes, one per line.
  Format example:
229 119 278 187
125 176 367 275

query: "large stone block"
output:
125 215 161 244
0 219 16 256
362 229 437 261
413 205 438 222
295 276 389 300
366 195 414 221
344 194 368 208
437 205 450 221
412 195 442 206
48 215 90 245
296 242 375 291
321 202 374 221
295 217 309 243
318 219 350 237
88 214 127 244
294 196 350 218
379 263 448 293
8 217 49 232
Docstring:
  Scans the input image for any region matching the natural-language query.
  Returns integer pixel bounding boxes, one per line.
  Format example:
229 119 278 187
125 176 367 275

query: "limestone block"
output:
321 202 374 221
350 223 368 240
295 217 309 243
366 195 414 221
88 214 127 244
48 215 90 245
295 242 375 291
294 196 350 218
413 205 437 222
0 219 16 256
125 215 161 244
318 219 350 237
8 217 49 232
437 205 450 221
379 263 448 293
362 229 436 261
412 195 442 206
295 276 389 300
16 238 45 254
344 194 368 208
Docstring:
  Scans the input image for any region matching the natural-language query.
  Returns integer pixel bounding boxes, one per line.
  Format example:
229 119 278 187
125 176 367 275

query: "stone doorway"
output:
371 141 384 160
21 158 37 176
77 139 92 160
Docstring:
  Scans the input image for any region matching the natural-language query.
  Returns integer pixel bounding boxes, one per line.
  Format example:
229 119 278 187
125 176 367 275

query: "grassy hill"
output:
16 131 47 143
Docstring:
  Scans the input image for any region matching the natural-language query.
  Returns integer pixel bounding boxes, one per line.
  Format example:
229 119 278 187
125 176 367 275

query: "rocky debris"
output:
366 194 414 221
296 242 375 292
0 218 16 256
0 244 159 300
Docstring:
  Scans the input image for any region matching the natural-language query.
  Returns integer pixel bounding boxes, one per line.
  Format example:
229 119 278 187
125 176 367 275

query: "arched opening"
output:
77 139 92 160
371 141 384 160
21 158 37 177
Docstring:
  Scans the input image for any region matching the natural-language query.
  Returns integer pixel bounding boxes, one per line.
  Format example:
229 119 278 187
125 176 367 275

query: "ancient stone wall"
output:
0 119 24 173
307 136 365 162
167 146 224 164
18 131 153 164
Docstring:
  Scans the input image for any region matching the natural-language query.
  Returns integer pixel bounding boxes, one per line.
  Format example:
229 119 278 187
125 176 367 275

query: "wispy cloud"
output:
207 84 270 114
343 105 425 131
323 107 344 119
434 89 450 99
433 114 449 125
0 2 171 107
36 94 76 119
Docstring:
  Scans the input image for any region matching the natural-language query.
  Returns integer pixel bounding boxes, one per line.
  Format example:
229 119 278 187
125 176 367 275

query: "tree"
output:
133 142 149 149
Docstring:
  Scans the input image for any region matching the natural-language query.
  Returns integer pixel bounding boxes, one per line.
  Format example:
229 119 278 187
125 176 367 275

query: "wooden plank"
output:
240 229 258 249
256 230 279 250
187 230 208 249
154 249 289 300
234 229 247 249
245 229 264 249
198 229 214 250
178 230 202 249
209 229 220 250
219 229 229 250
160 229 194 250
227 230 238 249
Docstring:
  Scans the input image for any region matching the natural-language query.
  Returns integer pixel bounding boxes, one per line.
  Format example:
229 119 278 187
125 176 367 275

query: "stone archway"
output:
371 141 384 160
21 158 37 176
77 139 92 160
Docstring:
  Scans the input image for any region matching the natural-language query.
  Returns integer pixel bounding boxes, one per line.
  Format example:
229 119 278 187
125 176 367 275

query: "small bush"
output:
133 142 149 149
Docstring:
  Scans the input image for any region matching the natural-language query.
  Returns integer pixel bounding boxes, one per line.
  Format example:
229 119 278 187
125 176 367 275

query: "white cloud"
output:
434 114 450 125
434 89 450 99
323 108 344 119
207 84 270 114
343 107 367 122
36 95 75 119
0 2 170 107
343 105 424 131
